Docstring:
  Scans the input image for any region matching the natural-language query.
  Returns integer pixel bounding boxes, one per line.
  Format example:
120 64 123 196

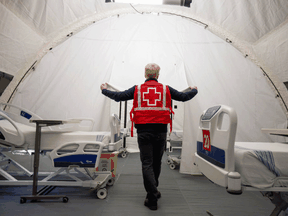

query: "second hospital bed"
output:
0 103 122 151
166 130 183 170
194 105 288 216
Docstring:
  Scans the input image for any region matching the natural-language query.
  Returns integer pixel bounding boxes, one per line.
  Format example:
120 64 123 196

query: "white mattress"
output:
235 142 288 189
0 119 111 150
169 130 183 141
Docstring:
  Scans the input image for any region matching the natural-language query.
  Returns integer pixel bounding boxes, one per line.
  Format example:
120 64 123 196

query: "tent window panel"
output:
284 82 288 91
0 71 13 97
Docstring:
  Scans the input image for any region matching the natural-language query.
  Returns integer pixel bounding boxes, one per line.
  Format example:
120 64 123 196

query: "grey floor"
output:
0 152 277 216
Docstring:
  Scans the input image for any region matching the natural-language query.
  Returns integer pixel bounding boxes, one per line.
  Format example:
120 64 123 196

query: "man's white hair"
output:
145 63 160 79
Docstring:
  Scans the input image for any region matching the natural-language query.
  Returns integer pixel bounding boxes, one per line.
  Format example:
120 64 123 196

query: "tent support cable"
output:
161 12 208 28
5 61 38 108
260 67 288 113
129 4 208 28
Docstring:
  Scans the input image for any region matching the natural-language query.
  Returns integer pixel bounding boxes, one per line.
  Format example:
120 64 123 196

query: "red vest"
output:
130 80 174 137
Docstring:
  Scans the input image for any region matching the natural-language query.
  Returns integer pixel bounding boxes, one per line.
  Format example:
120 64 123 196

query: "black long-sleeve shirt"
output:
102 78 198 133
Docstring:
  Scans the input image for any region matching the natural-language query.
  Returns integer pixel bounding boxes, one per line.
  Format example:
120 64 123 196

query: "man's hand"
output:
100 83 108 90
190 86 197 90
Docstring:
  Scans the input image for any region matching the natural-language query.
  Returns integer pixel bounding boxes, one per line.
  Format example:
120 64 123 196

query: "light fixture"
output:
107 0 192 7
164 0 192 7
113 0 162 4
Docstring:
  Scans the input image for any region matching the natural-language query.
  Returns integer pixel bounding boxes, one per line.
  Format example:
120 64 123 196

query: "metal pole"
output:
123 101 127 148
171 100 173 120
119 102 122 120
32 123 41 196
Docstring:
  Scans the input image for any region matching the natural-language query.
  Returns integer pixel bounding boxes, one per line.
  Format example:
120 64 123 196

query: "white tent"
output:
0 0 287 174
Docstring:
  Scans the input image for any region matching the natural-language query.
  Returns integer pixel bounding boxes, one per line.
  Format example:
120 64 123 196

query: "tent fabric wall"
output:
190 0 288 44
189 0 288 117
9 13 192 132
0 0 287 174
9 19 116 131
1 1 288 114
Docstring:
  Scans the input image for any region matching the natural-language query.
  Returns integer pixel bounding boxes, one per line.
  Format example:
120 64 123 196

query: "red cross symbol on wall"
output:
143 87 161 106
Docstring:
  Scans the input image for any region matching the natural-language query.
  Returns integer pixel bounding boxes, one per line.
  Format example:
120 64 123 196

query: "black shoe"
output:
144 199 157 210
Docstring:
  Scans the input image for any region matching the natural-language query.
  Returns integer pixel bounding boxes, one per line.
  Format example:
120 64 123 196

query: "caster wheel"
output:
107 178 115 186
20 198 26 204
63 197 69 203
170 163 176 170
121 151 127 158
97 188 108 200
166 159 172 165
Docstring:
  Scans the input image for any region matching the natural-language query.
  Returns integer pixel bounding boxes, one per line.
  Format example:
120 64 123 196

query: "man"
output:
101 63 197 210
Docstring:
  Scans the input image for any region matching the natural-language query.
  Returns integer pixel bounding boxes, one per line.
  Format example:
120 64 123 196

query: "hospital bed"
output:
194 105 288 216
166 130 183 170
0 103 123 202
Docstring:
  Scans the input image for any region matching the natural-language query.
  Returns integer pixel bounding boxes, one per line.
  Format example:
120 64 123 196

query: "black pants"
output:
137 131 167 201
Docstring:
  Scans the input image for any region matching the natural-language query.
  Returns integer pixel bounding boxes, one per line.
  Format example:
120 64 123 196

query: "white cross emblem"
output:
143 87 161 106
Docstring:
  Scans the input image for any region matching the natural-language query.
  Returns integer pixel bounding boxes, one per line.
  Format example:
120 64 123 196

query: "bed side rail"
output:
194 105 242 194
0 103 42 125
49 141 104 168
52 118 95 132
0 103 94 132
108 114 123 152
110 114 121 143
0 111 25 147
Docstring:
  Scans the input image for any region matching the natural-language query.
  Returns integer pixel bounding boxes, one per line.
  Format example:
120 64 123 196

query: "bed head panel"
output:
196 105 237 172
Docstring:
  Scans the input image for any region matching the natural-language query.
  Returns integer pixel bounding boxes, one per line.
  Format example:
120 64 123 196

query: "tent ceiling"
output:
191 0 288 44
0 0 288 114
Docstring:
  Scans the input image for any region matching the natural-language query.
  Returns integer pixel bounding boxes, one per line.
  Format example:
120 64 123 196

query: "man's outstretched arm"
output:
169 86 198 102
101 83 135 102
